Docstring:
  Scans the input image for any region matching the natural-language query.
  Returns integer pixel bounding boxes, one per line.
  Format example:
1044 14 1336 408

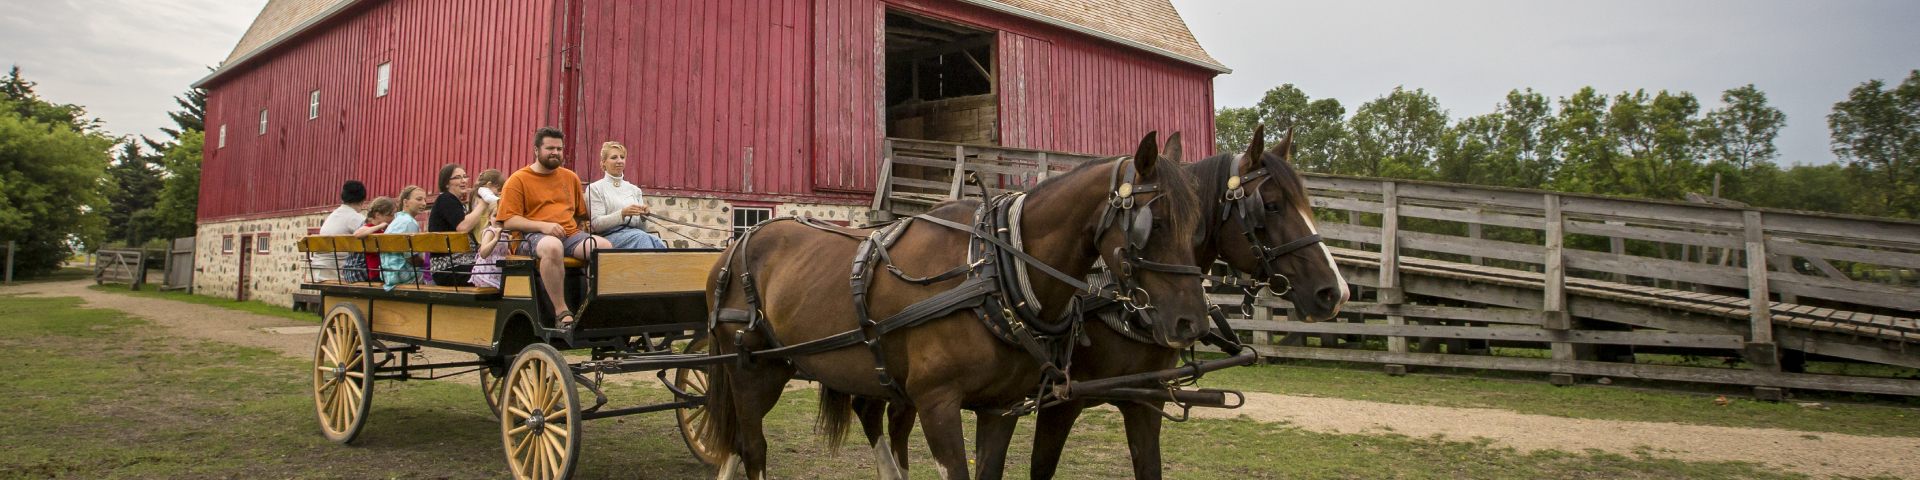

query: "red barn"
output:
192 0 1226 305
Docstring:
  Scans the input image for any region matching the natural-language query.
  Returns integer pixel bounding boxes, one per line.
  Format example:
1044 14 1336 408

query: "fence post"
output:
1543 194 1573 362
4 241 13 284
1380 181 1406 354
1466 208 1483 266
1743 211 1778 371
1036 152 1051 182
948 144 969 199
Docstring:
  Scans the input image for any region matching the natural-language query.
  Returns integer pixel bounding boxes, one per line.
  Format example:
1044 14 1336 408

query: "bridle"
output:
1219 152 1325 299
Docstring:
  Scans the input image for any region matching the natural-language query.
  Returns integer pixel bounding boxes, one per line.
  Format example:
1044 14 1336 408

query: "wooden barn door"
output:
810 0 885 193
237 235 253 302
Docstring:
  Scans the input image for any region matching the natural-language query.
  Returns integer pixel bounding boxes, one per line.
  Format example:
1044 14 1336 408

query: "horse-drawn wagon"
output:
297 232 728 478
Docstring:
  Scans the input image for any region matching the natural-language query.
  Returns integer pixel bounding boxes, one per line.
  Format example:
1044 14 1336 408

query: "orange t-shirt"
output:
495 165 587 237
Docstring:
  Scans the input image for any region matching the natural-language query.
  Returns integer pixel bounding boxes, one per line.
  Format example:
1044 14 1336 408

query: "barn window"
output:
375 62 392 97
222 235 234 254
309 90 320 119
732 207 772 239
258 108 268 135
256 231 271 254
884 11 998 144
218 125 227 148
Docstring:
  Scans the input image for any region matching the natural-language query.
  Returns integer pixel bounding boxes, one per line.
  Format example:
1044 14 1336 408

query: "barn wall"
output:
201 0 562 222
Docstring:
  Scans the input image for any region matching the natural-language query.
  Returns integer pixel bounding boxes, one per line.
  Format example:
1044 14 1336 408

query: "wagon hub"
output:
332 365 347 381
526 409 546 431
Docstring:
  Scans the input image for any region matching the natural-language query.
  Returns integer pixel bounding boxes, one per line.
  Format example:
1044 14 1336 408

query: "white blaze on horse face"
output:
1296 206 1350 307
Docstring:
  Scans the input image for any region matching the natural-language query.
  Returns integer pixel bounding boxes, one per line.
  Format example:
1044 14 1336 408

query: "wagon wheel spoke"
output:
506 405 532 421
541 371 563 413
542 422 568 439
543 433 567 476
320 342 341 366
543 410 567 424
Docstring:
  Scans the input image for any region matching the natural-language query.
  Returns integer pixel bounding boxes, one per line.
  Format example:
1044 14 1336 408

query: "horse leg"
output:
727 362 795 480
886 402 915 475
1116 401 1166 480
971 409 1020 480
1028 401 1085 480
914 394 972 480
851 397 905 479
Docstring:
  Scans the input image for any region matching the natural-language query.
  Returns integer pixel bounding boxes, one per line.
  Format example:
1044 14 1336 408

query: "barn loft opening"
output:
885 11 997 145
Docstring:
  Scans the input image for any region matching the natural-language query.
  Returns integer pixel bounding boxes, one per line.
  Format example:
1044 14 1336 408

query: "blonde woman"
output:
587 141 668 249
381 185 428 290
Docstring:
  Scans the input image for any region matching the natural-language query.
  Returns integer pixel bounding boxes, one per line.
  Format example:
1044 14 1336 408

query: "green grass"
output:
4 266 93 284
86 284 318 323
0 295 1815 479
1195 356 1920 438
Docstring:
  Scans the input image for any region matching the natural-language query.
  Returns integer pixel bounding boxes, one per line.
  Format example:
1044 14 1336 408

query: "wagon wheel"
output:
480 357 507 421
674 338 724 466
313 303 375 444
501 344 582 480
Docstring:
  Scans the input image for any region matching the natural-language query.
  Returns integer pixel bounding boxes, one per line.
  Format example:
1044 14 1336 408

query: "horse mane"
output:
1188 149 1311 215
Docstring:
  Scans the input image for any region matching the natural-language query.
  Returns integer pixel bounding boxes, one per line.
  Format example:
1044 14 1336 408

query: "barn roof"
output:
196 0 1224 87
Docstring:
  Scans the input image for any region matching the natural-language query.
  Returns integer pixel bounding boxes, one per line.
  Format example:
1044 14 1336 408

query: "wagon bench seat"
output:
297 232 475 254
504 255 588 269
303 281 502 300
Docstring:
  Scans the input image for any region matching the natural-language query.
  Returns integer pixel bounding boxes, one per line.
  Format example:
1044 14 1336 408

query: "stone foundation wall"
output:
193 212 328 308
190 196 871 307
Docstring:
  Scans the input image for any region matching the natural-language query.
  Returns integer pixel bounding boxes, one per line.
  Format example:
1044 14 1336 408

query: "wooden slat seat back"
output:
299 233 472 254
408 232 475 254
367 234 413 253
596 251 722 296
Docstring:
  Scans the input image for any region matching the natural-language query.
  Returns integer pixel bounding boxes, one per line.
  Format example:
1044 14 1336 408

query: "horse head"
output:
1212 125 1348 321
1084 131 1210 348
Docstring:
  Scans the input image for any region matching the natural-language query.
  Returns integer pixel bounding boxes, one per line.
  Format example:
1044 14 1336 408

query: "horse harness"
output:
710 157 1192 411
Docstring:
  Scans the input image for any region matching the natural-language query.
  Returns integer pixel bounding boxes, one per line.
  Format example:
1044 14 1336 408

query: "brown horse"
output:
700 132 1211 480
848 128 1350 479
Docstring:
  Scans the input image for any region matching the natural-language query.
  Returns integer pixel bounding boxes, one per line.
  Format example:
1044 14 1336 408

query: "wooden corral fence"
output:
870 138 1102 220
873 140 1920 398
161 237 195 292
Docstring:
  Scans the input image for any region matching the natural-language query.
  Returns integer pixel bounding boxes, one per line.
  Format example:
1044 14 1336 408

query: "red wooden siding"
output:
201 0 560 221
811 0 886 192
570 0 824 199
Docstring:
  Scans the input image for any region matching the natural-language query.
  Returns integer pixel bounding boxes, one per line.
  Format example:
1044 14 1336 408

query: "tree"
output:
1548 87 1618 194
1698 85 1786 202
143 86 206 153
1828 70 1920 218
1343 86 1448 178
1213 106 1260 154
1437 89 1557 187
1252 85 1348 172
0 66 112 277
105 140 164 246
150 130 202 241
1603 89 1708 199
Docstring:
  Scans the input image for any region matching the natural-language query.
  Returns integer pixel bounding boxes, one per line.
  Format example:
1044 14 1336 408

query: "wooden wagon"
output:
298 232 727 479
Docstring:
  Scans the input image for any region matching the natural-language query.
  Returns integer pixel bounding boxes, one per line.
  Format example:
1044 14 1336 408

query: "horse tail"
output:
817 388 855 453
700 359 739 462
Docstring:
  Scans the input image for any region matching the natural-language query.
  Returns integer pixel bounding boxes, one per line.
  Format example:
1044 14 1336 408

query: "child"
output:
347 196 396 283
382 186 428 290
470 220 509 289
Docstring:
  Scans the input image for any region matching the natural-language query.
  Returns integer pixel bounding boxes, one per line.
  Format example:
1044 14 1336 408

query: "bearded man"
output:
495 126 611 329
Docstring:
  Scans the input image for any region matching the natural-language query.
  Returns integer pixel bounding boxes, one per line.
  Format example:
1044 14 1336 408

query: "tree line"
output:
1 66 202 277
1214 71 1920 219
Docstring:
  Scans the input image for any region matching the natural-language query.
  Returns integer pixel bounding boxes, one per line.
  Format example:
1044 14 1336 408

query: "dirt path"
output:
8 279 1916 479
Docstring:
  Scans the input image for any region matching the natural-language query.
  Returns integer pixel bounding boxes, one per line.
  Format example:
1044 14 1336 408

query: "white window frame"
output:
731 207 773 240
375 62 392 97
308 90 320 120
257 108 268 135
256 231 271 254
218 125 227 148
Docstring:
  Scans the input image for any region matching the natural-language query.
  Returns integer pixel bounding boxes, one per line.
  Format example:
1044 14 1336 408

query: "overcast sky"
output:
0 0 264 146
1172 0 1920 166
3 1 1915 167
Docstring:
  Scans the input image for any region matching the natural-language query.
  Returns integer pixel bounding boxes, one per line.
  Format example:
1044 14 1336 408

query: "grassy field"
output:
85 284 319 323
0 295 1843 479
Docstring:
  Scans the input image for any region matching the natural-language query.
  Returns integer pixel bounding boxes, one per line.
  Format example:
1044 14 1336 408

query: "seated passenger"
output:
428 163 489 286
496 127 611 329
587 141 668 250
469 171 508 289
312 180 368 282
348 196 396 283
380 186 428 290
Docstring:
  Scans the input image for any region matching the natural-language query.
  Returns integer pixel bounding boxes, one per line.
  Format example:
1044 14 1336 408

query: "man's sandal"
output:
555 310 577 331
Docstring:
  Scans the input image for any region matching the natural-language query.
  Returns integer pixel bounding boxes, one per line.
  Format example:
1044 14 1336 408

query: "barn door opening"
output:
884 12 997 145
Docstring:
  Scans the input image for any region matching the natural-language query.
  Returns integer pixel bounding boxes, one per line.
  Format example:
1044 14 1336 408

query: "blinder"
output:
1221 152 1324 296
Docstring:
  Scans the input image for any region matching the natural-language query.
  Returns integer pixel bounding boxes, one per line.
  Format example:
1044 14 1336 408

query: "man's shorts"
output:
520 231 594 258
